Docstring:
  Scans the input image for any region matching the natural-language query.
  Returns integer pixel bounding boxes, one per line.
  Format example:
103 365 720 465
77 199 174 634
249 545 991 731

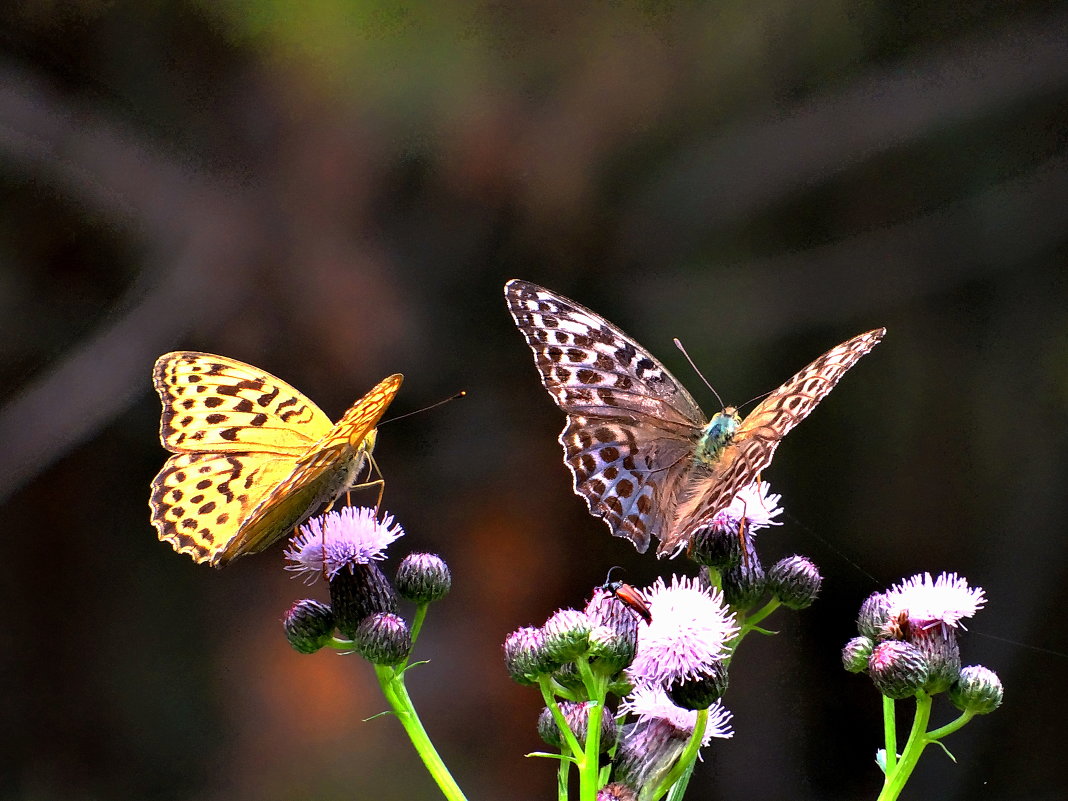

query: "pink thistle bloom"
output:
884 572 986 630
711 481 783 533
619 684 734 744
284 507 404 580
628 576 738 687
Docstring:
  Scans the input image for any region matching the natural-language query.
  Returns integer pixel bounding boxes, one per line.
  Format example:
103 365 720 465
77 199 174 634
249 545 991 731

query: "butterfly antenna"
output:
673 338 726 410
378 391 466 425
738 388 775 413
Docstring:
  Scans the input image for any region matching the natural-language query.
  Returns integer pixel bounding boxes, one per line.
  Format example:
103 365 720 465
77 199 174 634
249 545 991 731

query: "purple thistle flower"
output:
284 507 404 580
884 572 985 631
618 684 733 745
711 481 783 533
628 575 738 688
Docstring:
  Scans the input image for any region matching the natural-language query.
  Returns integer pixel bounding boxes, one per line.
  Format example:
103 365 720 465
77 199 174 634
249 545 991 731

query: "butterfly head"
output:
696 408 741 464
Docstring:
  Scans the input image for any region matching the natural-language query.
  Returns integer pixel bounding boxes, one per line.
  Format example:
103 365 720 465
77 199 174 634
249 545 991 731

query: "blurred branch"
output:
618 9 1068 263
0 60 266 502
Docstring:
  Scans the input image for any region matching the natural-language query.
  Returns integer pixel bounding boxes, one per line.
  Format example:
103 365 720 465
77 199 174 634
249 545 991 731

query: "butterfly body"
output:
696 409 741 464
150 352 401 566
504 279 884 557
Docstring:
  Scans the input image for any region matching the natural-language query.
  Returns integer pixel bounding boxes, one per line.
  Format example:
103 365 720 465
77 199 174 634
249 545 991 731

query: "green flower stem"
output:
882 695 897 772
652 708 707 801
576 659 609 801
926 711 973 740
741 598 781 631
374 664 468 801
557 753 570 801
876 692 932 801
407 603 430 653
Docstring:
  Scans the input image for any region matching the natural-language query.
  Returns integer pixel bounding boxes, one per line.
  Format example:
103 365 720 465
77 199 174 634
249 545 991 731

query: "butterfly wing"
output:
214 373 403 564
154 352 334 454
505 279 706 553
150 351 402 566
659 327 886 555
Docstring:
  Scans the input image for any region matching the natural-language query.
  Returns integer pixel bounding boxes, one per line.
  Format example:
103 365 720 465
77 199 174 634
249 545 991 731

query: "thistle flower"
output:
395 552 452 603
354 612 412 666
284 507 404 580
868 640 929 699
882 572 985 693
283 599 336 654
688 482 783 569
503 626 555 685
619 683 734 745
841 636 874 673
950 666 1004 715
628 576 738 689
768 555 822 610
543 608 593 662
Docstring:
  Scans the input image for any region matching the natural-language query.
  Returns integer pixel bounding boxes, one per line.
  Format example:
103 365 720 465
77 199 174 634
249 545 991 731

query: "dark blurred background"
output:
2 2 1066 800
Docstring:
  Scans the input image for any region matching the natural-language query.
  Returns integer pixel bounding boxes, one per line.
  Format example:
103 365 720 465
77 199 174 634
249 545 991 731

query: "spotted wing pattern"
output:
660 327 885 554
505 279 707 553
150 351 401 566
505 278 884 557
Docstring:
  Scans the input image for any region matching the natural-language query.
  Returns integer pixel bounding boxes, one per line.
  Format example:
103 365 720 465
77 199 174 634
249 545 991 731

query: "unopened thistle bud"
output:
503 627 554 685
354 612 412 666
868 640 929 699
588 625 636 676
666 659 729 710
949 665 1003 715
721 555 766 610
687 521 745 569
543 609 592 662
537 701 617 752
330 562 398 640
857 592 892 639
841 636 874 673
283 599 336 654
768 555 822 609
395 552 452 603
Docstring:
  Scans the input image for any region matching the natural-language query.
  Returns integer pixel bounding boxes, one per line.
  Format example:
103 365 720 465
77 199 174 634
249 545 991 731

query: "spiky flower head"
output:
327 561 398 639
282 599 336 654
543 608 593 662
882 572 984 693
857 591 893 640
503 626 555 685
628 575 738 689
687 482 782 569
285 507 404 580
618 683 734 745
395 552 452 603
353 612 412 666
841 636 874 673
950 665 1004 715
868 640 929 699
768 555 823 609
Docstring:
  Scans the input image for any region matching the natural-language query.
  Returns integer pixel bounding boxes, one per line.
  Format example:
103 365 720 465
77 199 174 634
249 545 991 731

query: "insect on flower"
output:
602 568 653 625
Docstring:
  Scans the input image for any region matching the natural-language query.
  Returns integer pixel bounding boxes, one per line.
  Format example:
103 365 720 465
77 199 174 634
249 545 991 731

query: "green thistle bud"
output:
949 665 1003 715
667 660 729 710
354 612 412 666
841 636 874 673
588 625 636 676
868 640 929 700
395 552 452 603
282 599 336 654
721 554 766 610
767 555 822 609
543 609 592 662
330 562 397 640
857 592 892 639
503 627 555 685
687 521 745 570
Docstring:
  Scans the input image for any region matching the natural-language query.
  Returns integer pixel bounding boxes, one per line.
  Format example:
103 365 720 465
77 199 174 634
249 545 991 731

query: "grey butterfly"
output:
504 279 885 557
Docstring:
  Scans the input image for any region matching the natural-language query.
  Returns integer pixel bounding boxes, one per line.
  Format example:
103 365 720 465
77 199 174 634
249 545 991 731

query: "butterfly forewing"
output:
154 352 333 455
505 278 884 558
